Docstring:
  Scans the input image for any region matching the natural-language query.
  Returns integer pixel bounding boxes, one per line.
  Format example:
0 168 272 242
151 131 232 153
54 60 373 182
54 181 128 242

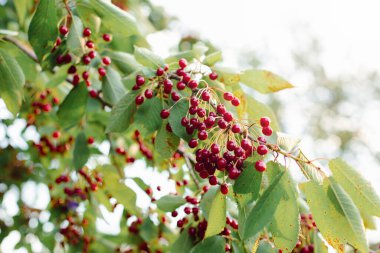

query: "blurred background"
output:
1 0 380 251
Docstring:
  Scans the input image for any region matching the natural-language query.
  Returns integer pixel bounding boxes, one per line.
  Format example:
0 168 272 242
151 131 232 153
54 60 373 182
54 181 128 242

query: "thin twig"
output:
3 36 38 62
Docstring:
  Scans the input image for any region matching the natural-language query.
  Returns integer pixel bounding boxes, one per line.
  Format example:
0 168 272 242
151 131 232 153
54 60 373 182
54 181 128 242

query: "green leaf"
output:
14 0 29 25
57 83 88 129
313 232 328 253
106 90 139 133
233 162 262 195
101 66 127 105
203 51 223 66
300 179 368 252
139 218 158 242
76 4 101 35
205 188 226 238
199 186 218 220
168 99 192 142
73 132 90 169
329 158 380 217
93 190 112 211
246 95 280 132
242 171 285 239
28 0 58 62
190 236 225 253
67 15 85 56
105 51 142 74
361 211 377 230
134 46 165 69
256 240 277 253
0 49 25 115
240 69 294 94
87 0 138 37
135 97 162 134
267 162 299 253
156 195 186 212
171 228 194 253
104 169 138 215
155 122 180 160
213 67 240 85
295 150 324 184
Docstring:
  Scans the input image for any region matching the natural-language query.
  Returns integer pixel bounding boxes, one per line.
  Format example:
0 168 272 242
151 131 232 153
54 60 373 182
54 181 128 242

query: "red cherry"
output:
160 109 170 119
136 75 145 86
52 97 60 105
102 56 111 65
89 90 98 98
156 67 164 76
144 89 153 99
42 104 52 112
188 139 198 148
220 184 229 195
209 72 218 80
177 220 184 228
228 167 241 179
231 97 240 106
72 74 80 85
85 40 94 48
181 117 189 126
115 147 125 155
135 95 144 105
83 27 91 37
255 160 266 172
241 139 252 150
231 124 241 133
171 91 180 101
87 137 94 144
68 65 77 74
98 67 106 77
171 211 178 217
178 58 187 68
182 73 191 83
102 33 112 42
59 25 68 35
82 56 91 65
188 80 198 89
190 97 199 107
260 117 271 127
257 145 268 155
52 131 61 139
211 144 220 154
82 71 89 80
177 81 186 90
262 126 273 136
209 176 218 185
223 112 233 122
201 91 211 101
88 51 96 59
218 119 228 129
198 130 208 140
217 104 226 114
163 79 173 93
223 92 234 101
197 108 206 118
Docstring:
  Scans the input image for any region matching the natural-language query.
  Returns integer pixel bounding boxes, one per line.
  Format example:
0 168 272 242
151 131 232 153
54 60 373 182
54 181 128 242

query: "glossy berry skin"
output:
262 126 273 136
188 139 198 148
85 41 94 48
87 137 94 144
223 112 233 122
102 33 112 42
160 109 170 119
209 175 218 185
231 124 241 133
144 89 153 99
83 27 91 37
188 80 198 89
257 145 268 155
255 160 266 172
156 67 164 76
135 95 144 105
218 119 228 129
178 58 187 68
198 130 208 140
211 144 220 154
209 72 218 80
59 25 68 35
136 75 145 86
89 90 98 98
260 117 271 127
223 92 234 101
82 71 89 80
220 184 229 195
88 51 96 59
52 131 60 139
241 139 252 150
98 67 106 77
171 211 178 217
82 56 91 65
102 57 111 65
231 97 240 106
217 104 226 114
177 81 186 90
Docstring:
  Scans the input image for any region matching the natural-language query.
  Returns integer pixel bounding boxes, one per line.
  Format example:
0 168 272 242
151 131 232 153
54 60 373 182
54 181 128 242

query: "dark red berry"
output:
201 91 211 101
260 117 271 127
223 112 233 122
255 160 266 172
144 89 153 99
188 80 198 89
217 104 226 114
59 25 68 35
223 92 234 101
171 211 178 217
89 90 98 98
102 56 111 65
68 65 77 74
209 175 218 185
87 137 94 144
220 184 229 195
178 58 187 68
181 117 189 126
135 95 144 105
72 74 80 85
102 33 112 42
136 75 145 86
209 72 218 80
83 56 91 65
83 27 91 37
85 40 94 48
82 71 89 80
218 119 228 129
156 67 164 76
160 109 170 119
177 81 186 90
211 144 220 154
262 126 273 136
231 97 240 106
98 67 106 77
188 139 198 148
198 130 208 140
182 73 191 83
257 145 268 155
88 51 96 59
52 131 60 139
231 124 241 133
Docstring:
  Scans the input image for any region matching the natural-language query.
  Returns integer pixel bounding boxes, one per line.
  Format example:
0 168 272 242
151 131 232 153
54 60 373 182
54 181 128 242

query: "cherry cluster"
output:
59 216 92 253
132 58 274 195
33 133 73 156
55 23 113 97
27 89 60 126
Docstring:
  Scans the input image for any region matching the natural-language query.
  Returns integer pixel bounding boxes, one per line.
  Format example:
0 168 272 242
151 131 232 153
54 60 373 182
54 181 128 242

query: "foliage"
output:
0 0 379 252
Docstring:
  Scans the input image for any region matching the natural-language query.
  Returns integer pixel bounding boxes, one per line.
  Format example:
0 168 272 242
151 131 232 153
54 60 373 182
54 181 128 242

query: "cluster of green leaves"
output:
1 0 380 252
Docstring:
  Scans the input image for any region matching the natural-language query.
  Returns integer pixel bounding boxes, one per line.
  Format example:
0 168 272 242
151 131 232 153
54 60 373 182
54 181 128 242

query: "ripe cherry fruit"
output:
260 117 271 127
160 109 170 119
255 160 266 172
220 183 229 195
